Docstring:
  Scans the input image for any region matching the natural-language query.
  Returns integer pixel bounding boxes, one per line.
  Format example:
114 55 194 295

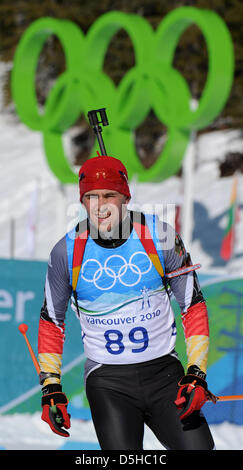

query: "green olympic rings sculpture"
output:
11 7 234 183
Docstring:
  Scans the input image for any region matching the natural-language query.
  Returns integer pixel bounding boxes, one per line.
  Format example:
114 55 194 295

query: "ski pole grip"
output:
174 397 186 406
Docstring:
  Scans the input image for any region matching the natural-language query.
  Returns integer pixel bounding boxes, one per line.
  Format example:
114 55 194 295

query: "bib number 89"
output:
104 327 149 355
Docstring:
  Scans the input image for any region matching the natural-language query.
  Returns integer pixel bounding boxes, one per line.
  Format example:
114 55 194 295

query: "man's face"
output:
82 189 129 233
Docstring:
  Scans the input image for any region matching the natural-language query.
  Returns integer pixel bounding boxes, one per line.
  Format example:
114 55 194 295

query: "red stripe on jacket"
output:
38 318 65 354
181 301 209 339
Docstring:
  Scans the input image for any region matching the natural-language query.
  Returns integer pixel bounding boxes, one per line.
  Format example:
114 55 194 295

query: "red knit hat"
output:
79 155 131 201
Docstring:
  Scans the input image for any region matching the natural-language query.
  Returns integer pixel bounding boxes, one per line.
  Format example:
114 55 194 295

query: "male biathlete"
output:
38 154 215 450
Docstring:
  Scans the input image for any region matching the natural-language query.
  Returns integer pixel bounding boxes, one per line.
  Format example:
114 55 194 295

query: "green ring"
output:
11 7 234 182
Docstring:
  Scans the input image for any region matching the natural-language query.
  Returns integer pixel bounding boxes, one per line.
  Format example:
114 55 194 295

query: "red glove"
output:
41 384 71 437
175 365 216 420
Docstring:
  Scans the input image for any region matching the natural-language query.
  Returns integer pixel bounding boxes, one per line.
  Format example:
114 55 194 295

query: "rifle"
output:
87 108 109 156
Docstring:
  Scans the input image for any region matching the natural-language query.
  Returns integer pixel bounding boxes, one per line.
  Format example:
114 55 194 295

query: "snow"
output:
1 63 243 450
0 412 243 450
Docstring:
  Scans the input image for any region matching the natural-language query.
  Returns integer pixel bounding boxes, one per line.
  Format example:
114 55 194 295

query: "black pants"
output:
86 355 215 450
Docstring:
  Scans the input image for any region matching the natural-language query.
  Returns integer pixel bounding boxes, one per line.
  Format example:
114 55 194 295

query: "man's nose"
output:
97 197 107 210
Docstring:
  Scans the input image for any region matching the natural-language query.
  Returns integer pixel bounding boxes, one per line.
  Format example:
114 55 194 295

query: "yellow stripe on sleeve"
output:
38 353 62 385
186 335 209 374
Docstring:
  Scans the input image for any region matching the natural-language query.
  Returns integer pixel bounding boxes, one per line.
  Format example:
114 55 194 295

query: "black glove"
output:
174 365 216 420
41 384 71 437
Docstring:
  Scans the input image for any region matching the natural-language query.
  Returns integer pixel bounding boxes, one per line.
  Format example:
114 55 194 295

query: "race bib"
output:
79 291 177 364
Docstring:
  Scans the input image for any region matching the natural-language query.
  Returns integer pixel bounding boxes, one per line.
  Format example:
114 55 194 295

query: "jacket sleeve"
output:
38 236 72 386
158 220 209 373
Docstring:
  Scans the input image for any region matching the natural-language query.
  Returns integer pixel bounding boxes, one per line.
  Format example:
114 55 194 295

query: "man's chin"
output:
98 223 112 233
89 215 122 237
91 219 112 233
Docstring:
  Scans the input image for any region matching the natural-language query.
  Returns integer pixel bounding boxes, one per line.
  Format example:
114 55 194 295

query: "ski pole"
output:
18 323 40 375
175 394 243 406
18 323 65 423
215 395 243 402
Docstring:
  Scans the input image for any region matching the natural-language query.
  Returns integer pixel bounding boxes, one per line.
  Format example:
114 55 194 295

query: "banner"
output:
0 258 87 417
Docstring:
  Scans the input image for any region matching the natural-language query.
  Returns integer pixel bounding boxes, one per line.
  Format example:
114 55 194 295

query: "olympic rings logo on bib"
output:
11 7 234 183
81 252 152 290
